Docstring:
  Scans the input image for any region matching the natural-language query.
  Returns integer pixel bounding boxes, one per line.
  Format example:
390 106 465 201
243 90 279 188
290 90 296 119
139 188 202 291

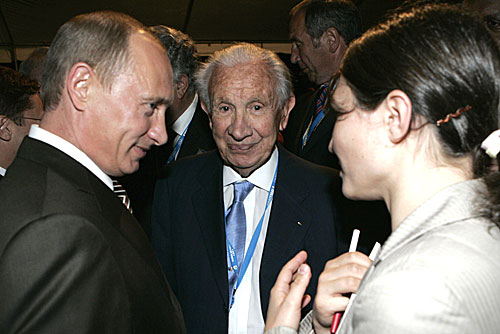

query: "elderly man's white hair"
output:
196 43 293 110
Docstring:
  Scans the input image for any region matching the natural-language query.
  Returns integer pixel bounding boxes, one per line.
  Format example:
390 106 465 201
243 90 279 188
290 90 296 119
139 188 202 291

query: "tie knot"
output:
233 181 254 203
318 84 328 102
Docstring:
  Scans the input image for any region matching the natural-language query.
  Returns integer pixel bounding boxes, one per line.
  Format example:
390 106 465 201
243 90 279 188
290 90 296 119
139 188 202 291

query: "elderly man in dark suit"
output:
0 11 185 333
152 43 341 334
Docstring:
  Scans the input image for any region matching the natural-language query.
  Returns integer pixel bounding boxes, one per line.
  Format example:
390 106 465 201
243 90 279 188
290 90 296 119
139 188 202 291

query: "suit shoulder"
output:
157 151 219 185
280 148 339 179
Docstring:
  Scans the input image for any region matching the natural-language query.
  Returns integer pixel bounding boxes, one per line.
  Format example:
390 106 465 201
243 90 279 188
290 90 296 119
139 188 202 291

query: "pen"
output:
330 229 359 333
330 230 381 333
333 240 381 333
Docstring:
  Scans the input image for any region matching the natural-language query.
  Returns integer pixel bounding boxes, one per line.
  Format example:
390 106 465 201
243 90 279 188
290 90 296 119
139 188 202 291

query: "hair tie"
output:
436 105 472 127
481 129 500 158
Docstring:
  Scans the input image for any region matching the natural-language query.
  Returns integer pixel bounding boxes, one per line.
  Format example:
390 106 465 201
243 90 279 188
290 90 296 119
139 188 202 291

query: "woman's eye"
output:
486 16 500 31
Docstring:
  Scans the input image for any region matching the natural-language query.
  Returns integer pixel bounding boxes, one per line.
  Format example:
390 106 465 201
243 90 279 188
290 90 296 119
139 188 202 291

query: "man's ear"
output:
200 100 212 129
279 94 296 131
324 27 341 54
0 116 12 141
175 75 189 100
382 89 412 143
66 62 93 112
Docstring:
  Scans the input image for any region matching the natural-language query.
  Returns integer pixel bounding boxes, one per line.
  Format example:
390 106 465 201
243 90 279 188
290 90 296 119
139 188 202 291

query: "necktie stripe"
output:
302 84 329 148
112 179 133 214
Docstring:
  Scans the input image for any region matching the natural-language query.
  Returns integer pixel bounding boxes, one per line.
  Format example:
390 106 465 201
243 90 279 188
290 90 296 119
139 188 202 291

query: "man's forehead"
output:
210 67 277 105
289 10 306 36
211 63 270 89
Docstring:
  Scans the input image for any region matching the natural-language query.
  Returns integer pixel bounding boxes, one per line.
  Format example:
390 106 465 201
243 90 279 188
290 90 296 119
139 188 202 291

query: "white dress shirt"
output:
224 147 278 334
29 125 113 190
0 166 6 177
170 94 198 161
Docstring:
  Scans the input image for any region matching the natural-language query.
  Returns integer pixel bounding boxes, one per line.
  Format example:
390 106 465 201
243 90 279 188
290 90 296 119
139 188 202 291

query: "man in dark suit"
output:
149 26 215 163
120 26 215 236
284 0 361 170
0 66 43 180
152 43 341 334
286 0 391 249
0 11 185 333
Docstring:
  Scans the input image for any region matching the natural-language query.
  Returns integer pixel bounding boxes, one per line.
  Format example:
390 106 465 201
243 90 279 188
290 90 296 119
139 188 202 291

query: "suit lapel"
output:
294 92 318 153
179 102 214 159
301 108 335 156
191 154 229 308
260 149 312 312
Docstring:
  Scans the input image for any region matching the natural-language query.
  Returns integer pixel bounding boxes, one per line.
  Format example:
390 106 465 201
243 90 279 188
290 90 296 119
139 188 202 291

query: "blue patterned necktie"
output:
303 84 328 147
226 181 254 305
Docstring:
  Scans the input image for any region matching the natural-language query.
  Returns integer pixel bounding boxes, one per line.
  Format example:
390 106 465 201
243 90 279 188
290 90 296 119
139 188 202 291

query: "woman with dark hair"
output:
265 4 500 334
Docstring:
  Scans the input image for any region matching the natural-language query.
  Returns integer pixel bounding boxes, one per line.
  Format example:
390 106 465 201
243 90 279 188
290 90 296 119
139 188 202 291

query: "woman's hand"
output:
312 252 372 334
265 251 312 331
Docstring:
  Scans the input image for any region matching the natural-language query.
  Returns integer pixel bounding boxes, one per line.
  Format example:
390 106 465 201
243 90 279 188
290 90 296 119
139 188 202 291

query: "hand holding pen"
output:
311 230 378 334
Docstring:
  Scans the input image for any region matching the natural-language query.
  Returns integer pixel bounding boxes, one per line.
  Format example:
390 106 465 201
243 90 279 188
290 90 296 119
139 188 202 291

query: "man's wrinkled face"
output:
205 63 290 177
85 32 174 176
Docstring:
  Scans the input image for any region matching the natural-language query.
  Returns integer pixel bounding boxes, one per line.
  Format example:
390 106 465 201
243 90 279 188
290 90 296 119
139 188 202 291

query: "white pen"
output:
331 229 360 333
336 238 381 333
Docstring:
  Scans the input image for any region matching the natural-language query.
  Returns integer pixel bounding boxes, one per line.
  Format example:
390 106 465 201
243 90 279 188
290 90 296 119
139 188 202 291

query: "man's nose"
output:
228 111 252 141
290 44 300 64
148 112 168 146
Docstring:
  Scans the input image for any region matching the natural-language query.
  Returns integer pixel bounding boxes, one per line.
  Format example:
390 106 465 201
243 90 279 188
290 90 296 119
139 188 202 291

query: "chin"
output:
120 161 140 176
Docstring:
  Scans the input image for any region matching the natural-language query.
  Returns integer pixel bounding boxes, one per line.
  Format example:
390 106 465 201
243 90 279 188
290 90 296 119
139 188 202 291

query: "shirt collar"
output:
0 166 6 176
223 146 278 192
172 94 198 136
29 125 114 190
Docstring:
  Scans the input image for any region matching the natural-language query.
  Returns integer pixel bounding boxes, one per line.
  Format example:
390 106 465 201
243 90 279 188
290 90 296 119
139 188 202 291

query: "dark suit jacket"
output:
170 101 216 160
0 137 186 334
283 88 340 170
152 146 340 334
120 102 216 237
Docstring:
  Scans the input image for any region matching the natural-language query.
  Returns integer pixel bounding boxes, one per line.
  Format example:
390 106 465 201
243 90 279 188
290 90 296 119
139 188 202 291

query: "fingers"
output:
312 251 372 330
283 263 312 309
265 251 311 331
319 252 370 295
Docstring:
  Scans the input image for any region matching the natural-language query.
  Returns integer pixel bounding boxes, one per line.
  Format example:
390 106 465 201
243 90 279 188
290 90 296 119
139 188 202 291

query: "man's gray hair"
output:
148 25 199 95
196 43 292 111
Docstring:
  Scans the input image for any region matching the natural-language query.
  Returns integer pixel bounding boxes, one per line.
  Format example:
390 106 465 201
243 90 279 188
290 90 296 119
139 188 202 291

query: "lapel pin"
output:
297 221 302 226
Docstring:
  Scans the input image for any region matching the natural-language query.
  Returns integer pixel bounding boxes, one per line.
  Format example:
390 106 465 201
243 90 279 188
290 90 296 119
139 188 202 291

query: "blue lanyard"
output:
301 110 325 148
167 119 192 164
225 151 279 309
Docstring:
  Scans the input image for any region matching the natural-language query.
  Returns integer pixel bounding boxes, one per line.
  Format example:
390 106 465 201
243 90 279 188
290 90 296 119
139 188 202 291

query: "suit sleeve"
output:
0 214 131 334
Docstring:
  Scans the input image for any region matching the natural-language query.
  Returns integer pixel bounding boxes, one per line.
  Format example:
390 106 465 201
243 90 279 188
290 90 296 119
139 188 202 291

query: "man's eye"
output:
486 16 500 31
218 105 231 114
253 105 262 111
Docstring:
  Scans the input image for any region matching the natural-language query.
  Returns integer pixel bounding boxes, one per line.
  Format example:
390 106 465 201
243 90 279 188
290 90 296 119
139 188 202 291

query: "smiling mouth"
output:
227 143 255 152
134 145 149 158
